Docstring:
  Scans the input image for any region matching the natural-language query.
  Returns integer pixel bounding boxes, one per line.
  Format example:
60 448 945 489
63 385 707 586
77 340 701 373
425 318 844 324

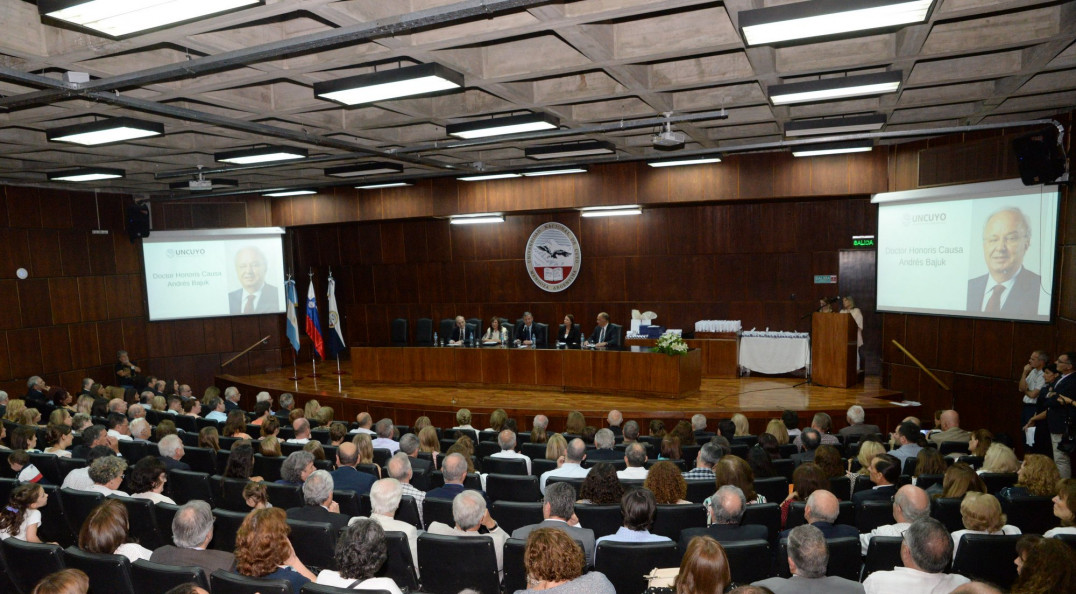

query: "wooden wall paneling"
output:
120 318 148 361
172 319 207 357
315 226 342 266
365 304 392 346
934 317 975 373
424 219 453 263
29 230 63 277
5 186 42 228
1057 190 1074 247
0 187 8 227
952 374 1019 433
0 229 30 279
87 233 117 275
886 363 920 401
0 330 9 380
106 275 145 319
145 321 177 359
772 152 813 198
595 162 638 207
971 320 1015 377
95 320 125 366
379 222 408 265
7 327 43 378
68 323 101 369
113 232 141 274
0 280 21 331
48 277 81 325
916 368 956 416
456 178 488 214
1008 322 1056 377
727 301 765 330
581 213 639 258
849 150 890 195
245 197 271 228
18 278 52 327
355 188 384 222
808 154 853 196
58 230 91 276
902 315 940 369
39 325 72 374
97 194 126 230
401 220 429 264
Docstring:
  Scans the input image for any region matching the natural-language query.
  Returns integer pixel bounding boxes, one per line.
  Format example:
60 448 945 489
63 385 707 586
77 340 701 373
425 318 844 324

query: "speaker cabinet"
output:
126 203 150 242
1012 126 1067 186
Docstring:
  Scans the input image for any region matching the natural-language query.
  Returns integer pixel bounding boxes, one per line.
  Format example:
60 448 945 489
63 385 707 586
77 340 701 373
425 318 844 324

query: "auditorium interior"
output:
0 0 1074 592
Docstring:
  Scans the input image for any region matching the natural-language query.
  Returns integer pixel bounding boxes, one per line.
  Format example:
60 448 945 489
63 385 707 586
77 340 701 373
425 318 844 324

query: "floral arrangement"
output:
653 331 689 356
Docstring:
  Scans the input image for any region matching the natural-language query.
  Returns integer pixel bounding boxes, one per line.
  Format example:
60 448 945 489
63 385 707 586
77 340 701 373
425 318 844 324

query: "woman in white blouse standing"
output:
841 295 865 370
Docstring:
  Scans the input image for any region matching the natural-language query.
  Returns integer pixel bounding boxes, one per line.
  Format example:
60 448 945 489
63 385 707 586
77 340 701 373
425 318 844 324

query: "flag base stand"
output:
307 357 322 378
332 355 348 375
287 351 301 381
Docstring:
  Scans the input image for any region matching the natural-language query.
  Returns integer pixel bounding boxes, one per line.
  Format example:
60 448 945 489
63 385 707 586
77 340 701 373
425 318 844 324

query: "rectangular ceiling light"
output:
48 167 125 182
324 162 403 177
647 157 722 168
522 167 588 177
263 189 317 197
580 205 642 218
215 145 308 164
450 213 504 225
313 63 464 105
525 140 615 160
39 0 263 37
457 173 522 181
47 117 164 145
447 113 559 139
740 0 935 46
785 114 887 137
769 71 902 105
792 140 874 157
356 182 412 189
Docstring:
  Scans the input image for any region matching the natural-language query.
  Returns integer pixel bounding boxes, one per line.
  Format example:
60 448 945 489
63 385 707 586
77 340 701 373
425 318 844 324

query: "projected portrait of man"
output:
966 207 1041 315
228 246 279 314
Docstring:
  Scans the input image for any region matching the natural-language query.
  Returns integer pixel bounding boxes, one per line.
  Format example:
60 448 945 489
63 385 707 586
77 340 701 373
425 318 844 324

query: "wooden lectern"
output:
811 313 858 388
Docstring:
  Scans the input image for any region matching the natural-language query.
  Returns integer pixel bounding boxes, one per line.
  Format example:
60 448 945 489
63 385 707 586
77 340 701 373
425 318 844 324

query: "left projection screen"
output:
142 227 287 321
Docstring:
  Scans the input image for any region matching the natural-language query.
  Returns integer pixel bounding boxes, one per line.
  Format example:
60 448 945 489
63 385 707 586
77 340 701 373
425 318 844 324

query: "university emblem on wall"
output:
525 222 581 292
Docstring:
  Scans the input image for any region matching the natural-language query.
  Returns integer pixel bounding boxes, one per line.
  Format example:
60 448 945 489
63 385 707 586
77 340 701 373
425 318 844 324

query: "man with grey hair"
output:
622 420 640 444
350 411 376 435
863 518 969 593
532 414 549 434
127 403 146 420
490 429 531 473
683 442 722 480
511 481 596 564
398 433 432 474
388 452 426 525
255 391 272 406
25 375 48 409
426 490 509 575
680 485 767 551
287 417 311 444
107 398 128 415
691 413 714 439
860 484 931 554
427 452 486 502
158 434 190 471
222 386 241 411
588 428 621 461
966 206 1040 315
540 438 590 494
0 390 8 418
606 410 623 436
780 490 858 540
372 417 400 453
617 441 649 480
129 417 152 442
275 392 294 421
754 524 865 593
87 456 129 496
279 450 316 485
79 378 94 397
357 478 420 572
839 405 880 439
794 413 840 448
150 500 235 574
286 469 349 532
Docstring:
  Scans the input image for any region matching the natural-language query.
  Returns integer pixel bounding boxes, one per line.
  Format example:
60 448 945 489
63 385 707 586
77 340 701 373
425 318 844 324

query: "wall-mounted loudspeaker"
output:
1012 126 1067 186
126 203 150 242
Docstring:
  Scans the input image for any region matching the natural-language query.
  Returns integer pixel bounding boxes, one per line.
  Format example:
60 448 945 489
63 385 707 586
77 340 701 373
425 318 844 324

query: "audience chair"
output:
379 531 420 591
779 444 799 458
979 472 1018 493
583 458 626 471
773 458 795 482
521 443 547 460
210 569 292 594
778 536 860 581
168 470 215 506
390 318 409 347
28 452 64 485
219 476 254 512
574 504 623 539
862 535 904 580
913 474 943 490
902 457 918 476
417 533 500 594
931 497 964 532
59 487 104 537
856 499 896 533
38 484 73 547
486 473 541 502
753 476 788 504
333 489 360 517
958 455 984 469
938 441 967 456
63 546 135 594
651 503 707 541
131 559 210 594
154 502 180 547
438 319 455 345
57 457 87 483
544 476 585 492
721 540 774 584
172 415 198 433
415 317 435 346
829 475 851 501
685 479 714 503
1001 494 1057 535
253 454 285 482
741 502 782 546
951 533 1021 589
182 446 218 475
0 538 66 594
356 463 382 479
264 481 304 509
111 494 165 550
595 540 681 594
422 497 456 529
481 456 528 476
211 508 248 552
372 448 392 467
490 500 545 534
1055 533 1076 551
502 538 528 594
531 457 557 477
287 519 337 572
117 440 152 462
301 585 394 594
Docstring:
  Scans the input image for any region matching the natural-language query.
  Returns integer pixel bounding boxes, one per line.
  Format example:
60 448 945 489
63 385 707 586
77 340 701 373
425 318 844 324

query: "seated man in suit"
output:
754 524 865 593
426 489 509 577
852 454 900 505
285 469 350 533
515 311 545 348
928 410 972 446
511 481 596 565
448 315 470 345
679 485 767 551
588 428 622 461
150 500 236 574
330 442 376 496
586 312 620 348
398 433 433 475
838 405 881 440
358 478 420 575
490 429 532 474
157 434 190 472
427 452 485 502
779 490 858 540
792 428 822 467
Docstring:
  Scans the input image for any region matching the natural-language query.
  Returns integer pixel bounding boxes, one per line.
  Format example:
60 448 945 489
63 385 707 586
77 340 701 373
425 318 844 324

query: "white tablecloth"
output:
738 336 810 374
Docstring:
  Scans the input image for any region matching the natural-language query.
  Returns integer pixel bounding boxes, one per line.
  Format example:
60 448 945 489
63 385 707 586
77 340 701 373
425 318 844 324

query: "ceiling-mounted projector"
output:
652 116 686 150
188 179 213 191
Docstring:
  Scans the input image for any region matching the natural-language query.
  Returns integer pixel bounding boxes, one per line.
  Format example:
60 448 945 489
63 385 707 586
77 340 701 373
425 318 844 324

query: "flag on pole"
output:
285 278 300 353
326 275 346 357
305 280 325 359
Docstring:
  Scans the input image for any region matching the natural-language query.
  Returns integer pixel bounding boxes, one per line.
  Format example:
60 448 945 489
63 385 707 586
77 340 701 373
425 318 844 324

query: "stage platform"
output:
217 364 913 435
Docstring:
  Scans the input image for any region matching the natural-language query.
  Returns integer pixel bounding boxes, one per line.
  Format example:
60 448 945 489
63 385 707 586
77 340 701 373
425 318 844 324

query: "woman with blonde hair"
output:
764 418 789 446
938 462 987 500
487 409 508 432
75 395 95 416
1007 454 1061 498
950 492 1021 557
980 443 1020 474
545 433 568 461
417 426 441 468
304 399 321 424
730 413 750 437
150 395 167 412
564 411 586 436
352 433 382 478
260 436 283 457
3 399 26 423
412 416 432 434
968 429 993 458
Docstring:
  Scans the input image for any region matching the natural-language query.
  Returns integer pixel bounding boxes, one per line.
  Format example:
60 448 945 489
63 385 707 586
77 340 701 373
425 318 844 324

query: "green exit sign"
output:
852 235 875 248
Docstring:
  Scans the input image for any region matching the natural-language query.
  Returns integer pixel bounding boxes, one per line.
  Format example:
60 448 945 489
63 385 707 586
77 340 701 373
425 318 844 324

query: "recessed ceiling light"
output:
48 167 125 182
457 173 522 181
740 0 935 46
356 182 412 189
449 213 504 225
792 140 874 157
39 0 263 37
785 114 887 136
525 140 615 160
325 162 404 177
215 145 308 164
580 205 642 218
47 117 164 145
521 167 588 177
447 113 559 139
769 71 902 105
647 157 722 168
263 189 317 197
313 63 464 105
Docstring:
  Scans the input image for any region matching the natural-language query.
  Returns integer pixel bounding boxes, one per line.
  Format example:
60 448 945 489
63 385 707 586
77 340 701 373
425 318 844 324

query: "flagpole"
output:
308 269 322 378
285 275 301 380
327 267 348 375
288 348 300 381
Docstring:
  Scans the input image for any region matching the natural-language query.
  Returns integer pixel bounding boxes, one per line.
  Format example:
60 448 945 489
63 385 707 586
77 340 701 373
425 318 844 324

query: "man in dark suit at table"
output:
679 485 768 551
587 312 620 348
515 311 545 347
286 469 350 533
966 207 1042 317
448 315 469 345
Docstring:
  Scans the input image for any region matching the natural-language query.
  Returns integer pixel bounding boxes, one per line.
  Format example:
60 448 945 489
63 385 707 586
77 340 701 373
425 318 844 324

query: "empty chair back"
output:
264 482 304 509
573 504 623 539
931 497 965 532
1001 495 1057 535
980 472 1018 493
422 497 455 529
415 318 435 346
210 569 291 594
863 535 904 579
63 546 135 594
490 501 545 534
951 533 1021 589
595 540 681 594
486 474 541 502
181 446 217 475
167 470 215 506
131 559 210 594
417 532 500 594
210 508 248 552
286 519 336 571
59 488 104 537
110 495 164 550
253 455 284 482
481 456 528 476
390 318 408 347
378 531 420 591
740 502 782 546
856 499 896 533
0 538 66 594
721 539 774 584
685 480 714 504
753 476 788 504
28 453 63 485
502 538 528 594
651 504 707 541
219 477 254 512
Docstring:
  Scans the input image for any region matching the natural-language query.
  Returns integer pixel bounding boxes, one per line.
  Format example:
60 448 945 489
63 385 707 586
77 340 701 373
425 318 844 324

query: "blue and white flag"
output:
285 278 300 353
326 275 346 357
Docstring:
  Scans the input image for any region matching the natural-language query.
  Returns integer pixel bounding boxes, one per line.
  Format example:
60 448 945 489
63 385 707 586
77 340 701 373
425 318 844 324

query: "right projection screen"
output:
874 178 1057 322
